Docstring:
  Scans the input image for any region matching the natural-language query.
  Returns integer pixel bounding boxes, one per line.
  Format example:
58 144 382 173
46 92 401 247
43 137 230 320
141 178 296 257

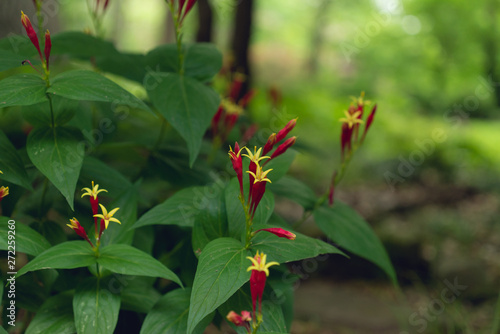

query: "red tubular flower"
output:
247 251 279 319
247 164 272 218
275 118 297 142
255 227 296 240
21 11 42 61
104 0 110 10
226 310 251 332
228 143 244 198
262 133 277 155
223 112 239 135
269 136 296 161
243 147 270 205
0 186 9 203
360 104 377 144
81 181 108 236
44 30 51 70
67 218 94 247
180 0 197 22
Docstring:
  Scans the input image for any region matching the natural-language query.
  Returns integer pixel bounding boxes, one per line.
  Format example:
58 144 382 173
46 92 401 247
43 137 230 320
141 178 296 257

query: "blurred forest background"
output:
1 0 500 333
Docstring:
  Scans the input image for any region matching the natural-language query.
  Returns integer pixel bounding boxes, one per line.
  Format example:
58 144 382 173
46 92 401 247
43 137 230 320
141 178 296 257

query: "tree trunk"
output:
306 0 332 76
196 0 213 42
231 0 254 99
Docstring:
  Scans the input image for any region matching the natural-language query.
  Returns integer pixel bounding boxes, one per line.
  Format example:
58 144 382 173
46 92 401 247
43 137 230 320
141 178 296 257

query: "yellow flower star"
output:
339 110 364 129
350 91 371 107
242 146 270 164
246 251 279 276
81 181 107 200
221 98 244 115
93 204 121 229
0 186 9 199
246 164 272 184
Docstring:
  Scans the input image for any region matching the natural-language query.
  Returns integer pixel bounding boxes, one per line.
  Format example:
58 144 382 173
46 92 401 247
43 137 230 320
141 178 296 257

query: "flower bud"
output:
255 227 296 240
21 11 42 61
44 30 51 70
275 118 297 142
269 136 296 160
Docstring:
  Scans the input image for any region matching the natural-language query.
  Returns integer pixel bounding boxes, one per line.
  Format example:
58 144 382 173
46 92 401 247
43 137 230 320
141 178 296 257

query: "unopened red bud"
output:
262 133 276 155
328 170 337 206
180 0 197 22
44 30 51 70
269 136 296 160
361 104 377 143
276 118 297 142
21 11 43 61
229 73 245 101
255 227 296 240
104 0 110 10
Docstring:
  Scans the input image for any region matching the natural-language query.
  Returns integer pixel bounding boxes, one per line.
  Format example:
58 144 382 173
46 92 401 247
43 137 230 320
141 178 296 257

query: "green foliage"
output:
0 3 399 333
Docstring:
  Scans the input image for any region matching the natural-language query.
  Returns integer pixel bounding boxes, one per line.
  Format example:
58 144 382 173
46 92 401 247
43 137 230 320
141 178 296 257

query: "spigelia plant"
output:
0 1 396 333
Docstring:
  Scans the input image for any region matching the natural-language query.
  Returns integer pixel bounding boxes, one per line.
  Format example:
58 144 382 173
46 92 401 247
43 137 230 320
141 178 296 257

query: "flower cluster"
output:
20 11 51 77
66 181 120 249
226 251 279 332
0 171 9 203
328 92 377 205
339 92 376 162
229 119 298 245
212 73 256 144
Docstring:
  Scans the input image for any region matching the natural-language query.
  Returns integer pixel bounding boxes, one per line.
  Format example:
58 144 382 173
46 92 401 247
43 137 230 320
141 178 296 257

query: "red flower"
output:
247 251 279 319
360 104 377 144
67 218 94 247
275 118 297 142
81 181 108 237
226 310 251 332
269 136 296 161
228 143 244 198
44 30 51 70
242 147 270 205
21 11 42 62
255 227 296 240
262 133 277 156
246 163 272 219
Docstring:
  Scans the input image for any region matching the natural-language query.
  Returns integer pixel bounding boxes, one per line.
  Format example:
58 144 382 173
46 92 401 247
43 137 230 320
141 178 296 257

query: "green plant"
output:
0 1 396 333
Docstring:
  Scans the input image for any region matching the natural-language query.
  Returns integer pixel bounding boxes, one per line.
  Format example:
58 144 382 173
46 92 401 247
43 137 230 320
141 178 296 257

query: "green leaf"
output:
225 178 274 239
131 186 202 229
140 288 213 334
0 217 51 256
16 241 97 278
314 203 398 285
251 224 345 263
146 72 220 166
98 244 182 286
146 43 222 82
0 131 33 190
25 292 76 334
47 70 151 113
51 31 117 58
264 149 297 182
0 49 26 72
121 277 161 313
0 74 47 108
187 238 251 334
97 52 147 83
268 175 317 210
22 95 78 126
80 156 132 198
100 181 140 246
27 126 85 210
191 186 228 253
73 277 121 334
